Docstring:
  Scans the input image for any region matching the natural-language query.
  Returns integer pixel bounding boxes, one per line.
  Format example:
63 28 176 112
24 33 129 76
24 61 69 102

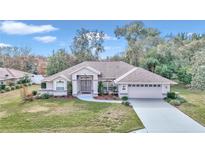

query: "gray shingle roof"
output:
0 68 31 81
115 67 177 84
43 61 135 81
43 61 176 84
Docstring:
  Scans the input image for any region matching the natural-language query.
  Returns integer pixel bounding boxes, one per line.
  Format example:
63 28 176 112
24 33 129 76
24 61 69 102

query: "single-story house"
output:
41 61 176 99
0 67 44 85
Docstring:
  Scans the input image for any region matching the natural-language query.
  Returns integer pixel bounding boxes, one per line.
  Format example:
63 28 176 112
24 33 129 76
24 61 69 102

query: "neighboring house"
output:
41 61 176 99
0 68 44 85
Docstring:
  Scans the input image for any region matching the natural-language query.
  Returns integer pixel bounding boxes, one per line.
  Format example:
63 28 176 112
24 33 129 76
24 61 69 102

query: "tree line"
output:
1 21 205 90
0 47 38 74
47 22 205 90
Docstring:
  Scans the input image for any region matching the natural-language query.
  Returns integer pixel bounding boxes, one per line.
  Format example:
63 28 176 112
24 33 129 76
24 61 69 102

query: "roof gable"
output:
115 67 177 84
43 61 135 82
69 66 101 75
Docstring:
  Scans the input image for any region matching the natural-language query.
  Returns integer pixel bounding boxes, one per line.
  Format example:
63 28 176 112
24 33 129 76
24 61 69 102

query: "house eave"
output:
115 81 177 85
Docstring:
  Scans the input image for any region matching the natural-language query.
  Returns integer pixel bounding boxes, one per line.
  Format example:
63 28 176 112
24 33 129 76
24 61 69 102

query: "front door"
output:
79 75 92 94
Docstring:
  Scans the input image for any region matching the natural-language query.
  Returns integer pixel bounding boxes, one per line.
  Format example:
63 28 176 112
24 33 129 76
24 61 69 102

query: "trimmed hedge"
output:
0 84 6 90
11 86 16 90
5 86 11 91
32 90 37 96
165 92 187 106
0 90 5 93
15 85 20 89
169 99 181 106
121 96 128 101
167 92 177 99
40 93 50 99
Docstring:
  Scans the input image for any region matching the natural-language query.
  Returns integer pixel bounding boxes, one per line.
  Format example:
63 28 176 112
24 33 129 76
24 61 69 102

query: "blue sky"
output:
1 20 205 58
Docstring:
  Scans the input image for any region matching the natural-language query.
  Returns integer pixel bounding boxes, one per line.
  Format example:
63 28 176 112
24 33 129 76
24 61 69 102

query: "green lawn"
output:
172 84 205 126
0 85 143 132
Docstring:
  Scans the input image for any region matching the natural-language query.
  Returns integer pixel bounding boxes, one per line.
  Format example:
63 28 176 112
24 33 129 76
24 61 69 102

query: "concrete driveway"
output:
130 99 205 133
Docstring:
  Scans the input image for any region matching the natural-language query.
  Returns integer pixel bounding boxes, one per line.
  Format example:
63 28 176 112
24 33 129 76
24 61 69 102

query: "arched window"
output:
56 80 64 91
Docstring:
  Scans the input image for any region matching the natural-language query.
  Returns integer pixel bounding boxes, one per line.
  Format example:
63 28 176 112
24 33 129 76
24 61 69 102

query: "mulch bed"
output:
94 95 120 100
53 95 76 99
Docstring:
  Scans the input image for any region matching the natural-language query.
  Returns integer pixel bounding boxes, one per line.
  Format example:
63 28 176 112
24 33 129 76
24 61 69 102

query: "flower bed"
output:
94 94 120 100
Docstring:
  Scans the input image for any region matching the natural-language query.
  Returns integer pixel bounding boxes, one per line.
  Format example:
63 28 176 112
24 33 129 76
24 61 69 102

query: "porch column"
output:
93 80 98 96
72 80 78 96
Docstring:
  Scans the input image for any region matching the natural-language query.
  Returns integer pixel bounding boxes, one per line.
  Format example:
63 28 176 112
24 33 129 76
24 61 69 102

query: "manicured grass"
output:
0 85 143 132
172 84 205 126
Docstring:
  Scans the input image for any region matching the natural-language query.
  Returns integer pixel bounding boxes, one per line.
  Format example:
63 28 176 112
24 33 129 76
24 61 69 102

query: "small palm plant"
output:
121 96 130 106
20 86 33 103
98 81 104 96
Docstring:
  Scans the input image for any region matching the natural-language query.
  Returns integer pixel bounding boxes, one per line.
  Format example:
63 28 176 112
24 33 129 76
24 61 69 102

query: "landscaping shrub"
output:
32 90 37 96
112 85 118 94
121 96 131 107
98 81 104 96
23 83 30 87
28 83 32 86
0 90 5 93
18 75 31 84
167 92 177 99
5 86 11 91
0 84 6 90
15 85 20 89
121 96 128 101
169 99 181 106
40 93 50 99
165 93 187 106
67 81 72 95
11 86 16 90
122 101 131 106
176 96 187 103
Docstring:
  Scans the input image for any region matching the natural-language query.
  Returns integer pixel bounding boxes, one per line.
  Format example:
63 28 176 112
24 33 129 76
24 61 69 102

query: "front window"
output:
56 80 64 91
41 82 46 89
122 85 126 90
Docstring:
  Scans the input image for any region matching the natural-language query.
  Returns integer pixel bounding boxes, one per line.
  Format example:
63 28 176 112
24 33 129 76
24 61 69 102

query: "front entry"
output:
79 75 93 94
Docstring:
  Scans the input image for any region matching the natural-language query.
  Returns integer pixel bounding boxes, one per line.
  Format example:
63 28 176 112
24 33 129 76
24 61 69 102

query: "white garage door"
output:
128 84 163 98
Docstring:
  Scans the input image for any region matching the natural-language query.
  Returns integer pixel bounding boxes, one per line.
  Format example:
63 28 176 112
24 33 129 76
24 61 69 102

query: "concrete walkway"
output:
77 94 121 103
130 99 205 133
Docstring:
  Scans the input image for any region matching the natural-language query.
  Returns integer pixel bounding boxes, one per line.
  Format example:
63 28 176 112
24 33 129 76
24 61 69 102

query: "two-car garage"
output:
128 84 163 98
115 67 176 99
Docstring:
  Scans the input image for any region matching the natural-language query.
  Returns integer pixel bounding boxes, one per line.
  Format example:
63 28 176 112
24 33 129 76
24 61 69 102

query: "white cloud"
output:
0 43 12 48
34 36 56 43
0 21 58 35
104 34 117 41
